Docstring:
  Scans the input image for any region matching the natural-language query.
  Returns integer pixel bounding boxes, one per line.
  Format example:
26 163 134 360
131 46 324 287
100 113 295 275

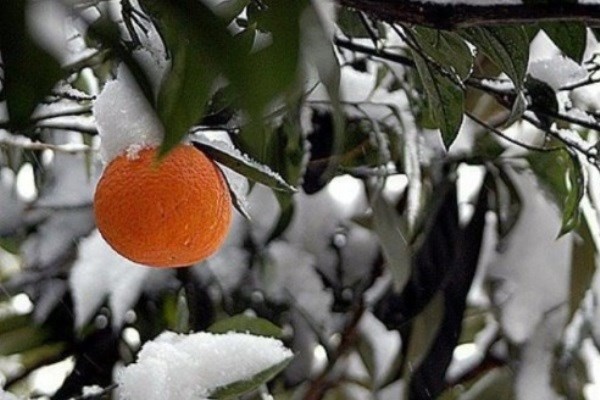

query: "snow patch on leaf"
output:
529 56 587 91
116 331 292 400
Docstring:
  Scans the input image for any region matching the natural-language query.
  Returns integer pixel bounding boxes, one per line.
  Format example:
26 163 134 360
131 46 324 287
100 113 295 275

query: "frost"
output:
116 331 293 400
529 56 588 91
69 230 174 329
93 64 164 164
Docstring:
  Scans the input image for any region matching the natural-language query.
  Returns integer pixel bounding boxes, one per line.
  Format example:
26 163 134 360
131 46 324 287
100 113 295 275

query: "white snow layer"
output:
93 64 164 164
529 55 588 91
69 230 172 329
0 389 19 400
484 170 571 343
116 331 293 400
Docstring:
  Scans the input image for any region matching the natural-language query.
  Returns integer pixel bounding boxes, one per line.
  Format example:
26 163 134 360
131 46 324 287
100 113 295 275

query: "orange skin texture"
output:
93 145 232 267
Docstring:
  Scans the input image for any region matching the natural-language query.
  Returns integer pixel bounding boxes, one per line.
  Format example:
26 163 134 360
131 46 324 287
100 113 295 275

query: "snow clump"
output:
117 331 293 400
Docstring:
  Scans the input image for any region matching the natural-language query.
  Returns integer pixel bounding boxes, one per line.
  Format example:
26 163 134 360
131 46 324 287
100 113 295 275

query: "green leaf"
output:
0 325 51 356
213 0 251 23
337 8 384 40
210 356 293 399
492 166 522 239
458 367 514 400
372 192 411 292
569 219 596 319
461 26 529 91
541 22 587 64
139 0 230 156
411 27 474 81
0 2 63 130
208 314 284 339
403 292 445 375
191 136 297 193
527 148 584 235
411 50 464 148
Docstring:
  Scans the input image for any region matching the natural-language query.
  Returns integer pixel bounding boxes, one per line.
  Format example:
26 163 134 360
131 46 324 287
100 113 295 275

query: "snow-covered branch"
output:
338 0 600 29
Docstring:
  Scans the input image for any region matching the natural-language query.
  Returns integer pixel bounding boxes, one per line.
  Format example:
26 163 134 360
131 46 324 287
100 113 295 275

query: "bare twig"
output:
338 0 600 29
467 111 560 153
0 136 95 153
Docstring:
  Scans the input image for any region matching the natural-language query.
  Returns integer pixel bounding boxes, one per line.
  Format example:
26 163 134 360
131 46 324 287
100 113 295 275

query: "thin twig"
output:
0 137 95 153
338 0 600 29
467 111 560 153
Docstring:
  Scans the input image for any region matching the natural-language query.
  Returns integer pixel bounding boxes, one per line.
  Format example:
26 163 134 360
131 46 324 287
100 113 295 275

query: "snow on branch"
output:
116 331 293 400
338 0 600 29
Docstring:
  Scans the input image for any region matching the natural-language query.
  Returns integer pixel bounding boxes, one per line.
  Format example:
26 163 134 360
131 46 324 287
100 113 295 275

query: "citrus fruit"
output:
93 144 232 267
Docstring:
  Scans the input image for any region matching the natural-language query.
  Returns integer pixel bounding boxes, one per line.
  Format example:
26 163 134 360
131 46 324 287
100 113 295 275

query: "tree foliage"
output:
2 0 600 399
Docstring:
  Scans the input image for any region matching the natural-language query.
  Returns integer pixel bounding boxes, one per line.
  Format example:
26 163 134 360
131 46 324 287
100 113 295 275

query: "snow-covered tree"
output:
2 0 600 399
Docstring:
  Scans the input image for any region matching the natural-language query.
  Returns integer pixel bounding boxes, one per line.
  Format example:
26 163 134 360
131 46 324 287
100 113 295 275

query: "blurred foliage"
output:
1 0 600 399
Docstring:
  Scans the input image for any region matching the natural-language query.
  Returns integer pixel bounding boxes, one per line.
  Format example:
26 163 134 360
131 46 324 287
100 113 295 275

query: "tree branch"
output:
337 0 600 29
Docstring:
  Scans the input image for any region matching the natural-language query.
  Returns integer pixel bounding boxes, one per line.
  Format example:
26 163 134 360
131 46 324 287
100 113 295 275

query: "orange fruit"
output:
93 144 232 267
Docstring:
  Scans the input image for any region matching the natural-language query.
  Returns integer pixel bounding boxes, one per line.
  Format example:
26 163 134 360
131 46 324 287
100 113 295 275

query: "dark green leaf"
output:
461 26 529 91
213 0 251 23
458 368 514 400
541 22 586 63
267 192 295 242
569 219 596 319
337 8 384 40
139 0 230 156
411 27 473 81
0 325 51 356
526 76 559 115
191 136 297 193
0 2 63 130
210 356 293 399
208 314 284 339
527 148 584 235
372 193 411 292
411 50 464 148
493 166 522 239
403 292 445 375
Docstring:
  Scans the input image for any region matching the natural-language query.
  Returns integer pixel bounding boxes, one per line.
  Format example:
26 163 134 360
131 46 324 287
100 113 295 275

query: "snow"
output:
529 55 588 91
483 170 572 344
0 389 19 400
35 152 100 208
264 241 332 325
116 331 293 400
69 230 174 329
0 168 26 236
93 64 164 164
21 208 95 268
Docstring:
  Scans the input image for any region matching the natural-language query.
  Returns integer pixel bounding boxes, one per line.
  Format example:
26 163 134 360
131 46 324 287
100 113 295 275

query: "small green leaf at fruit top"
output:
208 314 285 339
